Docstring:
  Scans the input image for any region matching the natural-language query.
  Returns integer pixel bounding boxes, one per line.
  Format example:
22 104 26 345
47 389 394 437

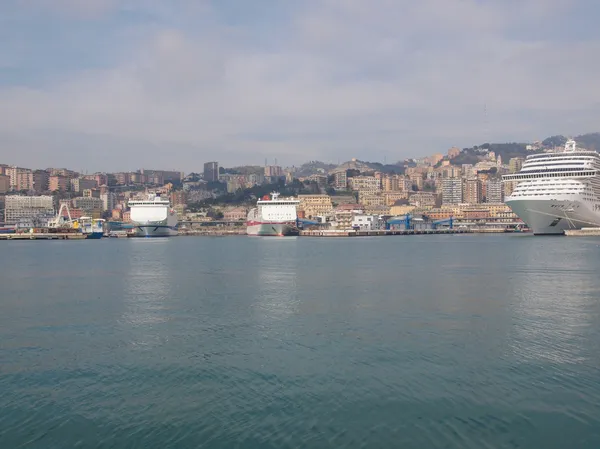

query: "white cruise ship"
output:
246 192 300 236
129 194 178 237
503 139 600 235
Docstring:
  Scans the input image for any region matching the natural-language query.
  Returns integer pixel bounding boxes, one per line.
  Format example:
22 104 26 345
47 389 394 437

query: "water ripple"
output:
1 235 600 448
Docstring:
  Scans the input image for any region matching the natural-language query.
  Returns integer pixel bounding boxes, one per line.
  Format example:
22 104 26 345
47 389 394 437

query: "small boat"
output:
78 217 105 239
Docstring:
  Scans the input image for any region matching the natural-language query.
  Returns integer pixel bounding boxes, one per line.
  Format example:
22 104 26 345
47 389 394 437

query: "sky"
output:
1 0 600 172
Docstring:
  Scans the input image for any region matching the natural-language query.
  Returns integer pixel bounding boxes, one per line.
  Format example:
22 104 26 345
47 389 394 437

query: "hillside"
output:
294 161 336 177
573 132 600 151
446 132 600 166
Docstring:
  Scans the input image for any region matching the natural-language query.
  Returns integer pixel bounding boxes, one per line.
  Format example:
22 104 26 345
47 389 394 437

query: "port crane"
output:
386 214 412 230
48 203 75 229
431 217 454 230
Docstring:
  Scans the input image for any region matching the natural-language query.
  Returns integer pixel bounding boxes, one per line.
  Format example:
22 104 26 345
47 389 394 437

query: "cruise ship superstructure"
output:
503 139 600 235
246 192 300 236
129 194 178 237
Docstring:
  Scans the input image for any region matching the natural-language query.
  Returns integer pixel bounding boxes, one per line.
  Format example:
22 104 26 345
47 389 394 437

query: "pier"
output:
565 227 600 236
299 229 472 237
0 232 86 240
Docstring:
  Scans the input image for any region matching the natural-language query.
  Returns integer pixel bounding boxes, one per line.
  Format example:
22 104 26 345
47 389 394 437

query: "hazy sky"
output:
1 0 599 172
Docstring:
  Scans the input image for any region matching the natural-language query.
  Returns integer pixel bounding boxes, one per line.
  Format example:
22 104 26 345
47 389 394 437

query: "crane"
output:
48 203 75 229
386 214 412 230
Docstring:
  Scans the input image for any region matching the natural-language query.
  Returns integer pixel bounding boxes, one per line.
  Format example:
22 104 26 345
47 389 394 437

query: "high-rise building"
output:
486 179 504 203
15 169 34 191
442 178 463 205
333 171 348 191
100 192 116 212
32 170 49 193
203 162 219 182
0 174 10 194
49 175 69 192
463 178 482 204
264 165 283 178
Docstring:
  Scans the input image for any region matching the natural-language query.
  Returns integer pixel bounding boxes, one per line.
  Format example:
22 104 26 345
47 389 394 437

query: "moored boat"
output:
503 139 600 235
129 194 178 237
246 192 300 236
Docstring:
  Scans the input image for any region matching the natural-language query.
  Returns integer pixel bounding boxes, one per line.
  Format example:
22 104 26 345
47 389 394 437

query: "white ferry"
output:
503 139 600 235
246 192 300 236
129 194 178 237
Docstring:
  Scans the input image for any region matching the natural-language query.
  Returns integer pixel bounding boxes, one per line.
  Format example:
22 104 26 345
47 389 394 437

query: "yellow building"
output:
389 204 415 216
349 176 381 196
298 195 333 219
359 194 385 206
364 204 390 216
382 191 409 206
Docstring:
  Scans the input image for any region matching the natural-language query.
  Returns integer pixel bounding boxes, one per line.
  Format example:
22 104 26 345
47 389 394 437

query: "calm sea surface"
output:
2 234 600 448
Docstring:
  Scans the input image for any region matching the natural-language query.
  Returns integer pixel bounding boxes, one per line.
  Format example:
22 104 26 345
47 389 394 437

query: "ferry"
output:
129 194 178 237
246 192 300 236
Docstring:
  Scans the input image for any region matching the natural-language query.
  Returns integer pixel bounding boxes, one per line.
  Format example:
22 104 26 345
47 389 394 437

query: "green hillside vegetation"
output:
574 132 600 151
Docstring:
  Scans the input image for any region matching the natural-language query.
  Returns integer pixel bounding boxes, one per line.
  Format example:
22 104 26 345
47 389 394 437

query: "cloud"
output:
0 0 599 171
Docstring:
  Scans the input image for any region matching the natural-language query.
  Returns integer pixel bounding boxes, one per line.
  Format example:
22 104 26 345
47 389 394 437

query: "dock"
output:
299 229 472 237
565 227 600 236
0 232 86 240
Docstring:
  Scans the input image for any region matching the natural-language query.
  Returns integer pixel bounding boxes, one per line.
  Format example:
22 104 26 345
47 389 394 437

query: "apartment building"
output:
71 177 98 193
0 175 10 194
333 170 348 190
49 175 69 192
298 194 333 218
441 178 463 205
4 195 55 225
349 176 381 196
73 197 103 213
485 179 504 203
463 178 482 204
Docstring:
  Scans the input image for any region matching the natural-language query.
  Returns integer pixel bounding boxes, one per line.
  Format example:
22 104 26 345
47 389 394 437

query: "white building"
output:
485 179 504 203
4 195 55 225
101 192 116 212
351 214 384 231
442 178 463 205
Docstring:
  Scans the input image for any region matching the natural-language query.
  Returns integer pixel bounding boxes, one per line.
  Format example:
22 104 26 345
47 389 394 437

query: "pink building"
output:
49 175 69 192
224 207 248 221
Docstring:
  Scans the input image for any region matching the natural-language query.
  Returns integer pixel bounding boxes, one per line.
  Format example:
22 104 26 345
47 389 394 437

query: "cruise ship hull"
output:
133 218 178 237
506 197 600 235
246 222 299 236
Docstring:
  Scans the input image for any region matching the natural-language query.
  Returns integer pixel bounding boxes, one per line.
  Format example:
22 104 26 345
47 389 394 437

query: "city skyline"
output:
1 0 599 170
